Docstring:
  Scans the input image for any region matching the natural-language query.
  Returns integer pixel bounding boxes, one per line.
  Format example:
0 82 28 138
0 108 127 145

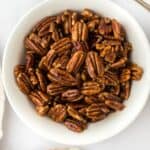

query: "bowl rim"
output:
2 0 150 145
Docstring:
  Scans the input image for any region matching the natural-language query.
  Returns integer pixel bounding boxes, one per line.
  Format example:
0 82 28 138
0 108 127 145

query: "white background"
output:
0 0 150 149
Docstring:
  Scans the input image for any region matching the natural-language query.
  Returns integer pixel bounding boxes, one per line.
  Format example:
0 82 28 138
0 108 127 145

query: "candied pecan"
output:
66 50 86 74
84 96 99 104
52 54 69 69
14 65 25 77
36 69 47 92
81 81 102 96
25 51 35 71
99 21 112 35
98 92 122 102
48 104 67 122
48 68 78 86
86 51 104 79
24 37 47 56
130 64 143 80
62 89 83 102
16 72 33 94
36 105 49 116
27 68 38 86
29 90 50 106
72 21 88 41
111 57 127 68
86 103 106 122
100 46 116 63
47 83 66 96
120 68 131 83
72 41 89 52
105 100 125 111
64 119 87 132
112 19 122 39
50 38 72 54
67 106 86 123
120 81 131 100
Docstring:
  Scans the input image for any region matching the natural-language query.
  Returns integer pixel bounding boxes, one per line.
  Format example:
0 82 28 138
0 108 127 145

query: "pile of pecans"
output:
14 9 143 132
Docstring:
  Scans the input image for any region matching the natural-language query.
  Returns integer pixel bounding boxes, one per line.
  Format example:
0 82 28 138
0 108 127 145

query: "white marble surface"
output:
0 0 150 149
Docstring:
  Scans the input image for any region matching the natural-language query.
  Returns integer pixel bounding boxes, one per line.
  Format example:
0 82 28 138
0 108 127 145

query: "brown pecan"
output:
64 119 87 132
111 57 127 68
99 21 112 35
36 105 49 116
98 92 122 102
24 37 47 56
87 19 99 31
120 68 131 83
50 38 72 54
72 41 89 52
66 50 86 74
81 9 94 18
27 68 38 86
48 68 78 86
105 100 125 111
25 51 35 71
47 83 66 96
62 89 83 102
48 104 67 122
36 69 47 92
14 65 25 77
120 81 131 100
29 90 50 106
86 51 104 79
130 64 143 80
86 103 106 122
16 72 33 94
67 106 86 123
84 96 99 104
112 19 122 39
72 21 88 41
52 54 69 69
81 81 102 96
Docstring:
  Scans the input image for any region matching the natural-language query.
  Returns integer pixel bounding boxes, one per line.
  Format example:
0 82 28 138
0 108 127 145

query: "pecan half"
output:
62 89 83 102
86 103 106 122
67 106 86 123
130 64 143 80
29 90 50 106
25 51 35 71
47 83 67 96
48 68 78 86
36 105 49 116
48 104 67 122
64 119 87 132
72 21 88 41
14 65 25 77
27 68 38 86
112 19 122 39
16 73 33 94
86 51 104 79
81 81 102 96
111 57 127 68
66 50 86 74
50 38 72 54
120 68 131 83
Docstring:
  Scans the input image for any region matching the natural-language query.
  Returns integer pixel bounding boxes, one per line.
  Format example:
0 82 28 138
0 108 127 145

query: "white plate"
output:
2 0 150 145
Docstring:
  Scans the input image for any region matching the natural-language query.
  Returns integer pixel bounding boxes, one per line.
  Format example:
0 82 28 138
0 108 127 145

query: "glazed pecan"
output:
25 51 35 71
48 68 78 86
50 38 72 54
86 103 106 122
66 50 86 74
86 51 104 79
36 105 49 116
29 90 49 106
72 21 88 41
14 65 25 77
16 72 33 94
111 57 127 68
27 68 38 86
62 89 83 102
120 68 131 83
105 100 124 111
130 64 143 80
72 41 89 52
99 21 112 35
67 106 86 123
64 119 87 132
81 81 102 96
48 104 67 122
84 96 99 104
47 83 66 96
36 69 47 92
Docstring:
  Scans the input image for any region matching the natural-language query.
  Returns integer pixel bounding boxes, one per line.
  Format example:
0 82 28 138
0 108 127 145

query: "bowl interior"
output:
2 0 150 145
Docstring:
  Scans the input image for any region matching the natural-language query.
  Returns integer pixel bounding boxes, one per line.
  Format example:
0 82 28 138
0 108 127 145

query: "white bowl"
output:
2 0 150 145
